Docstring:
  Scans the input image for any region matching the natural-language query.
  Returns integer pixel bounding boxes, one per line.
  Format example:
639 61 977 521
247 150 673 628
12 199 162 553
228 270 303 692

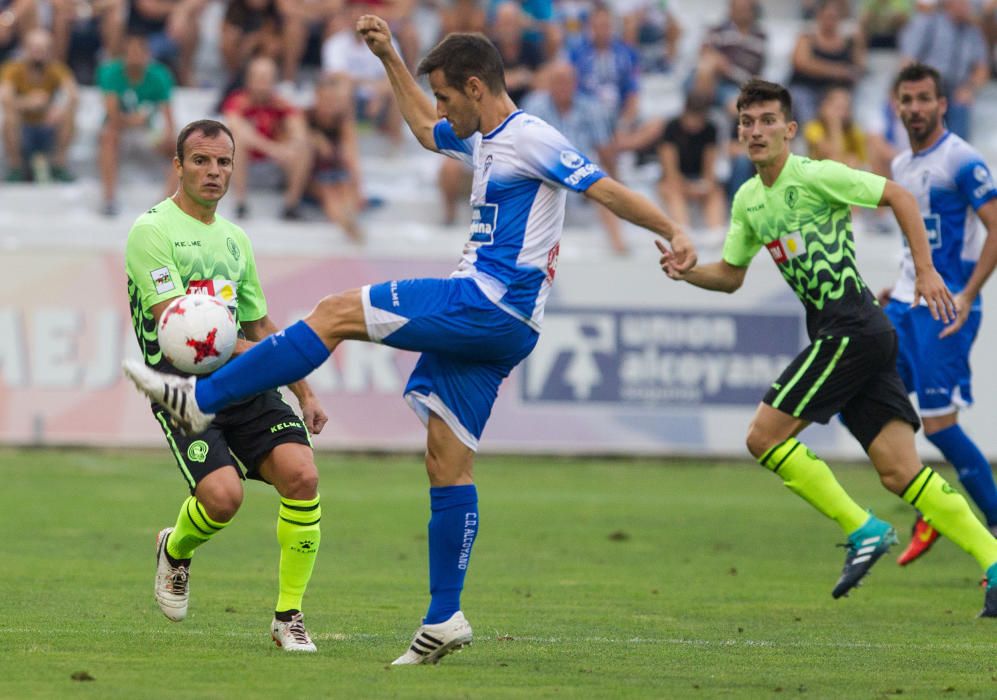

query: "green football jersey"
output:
125 198 267 369
723 154 893 339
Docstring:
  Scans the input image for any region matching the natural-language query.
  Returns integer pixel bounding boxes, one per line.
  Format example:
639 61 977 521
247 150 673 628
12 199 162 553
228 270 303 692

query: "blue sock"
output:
194 321 330 413
424 484 478 625
927 424 997 527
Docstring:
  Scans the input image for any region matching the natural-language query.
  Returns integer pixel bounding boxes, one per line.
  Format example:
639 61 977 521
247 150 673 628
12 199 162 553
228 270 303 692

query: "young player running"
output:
658 79 997 617
123 17 696 663
882 64 997 565
126 119 328 650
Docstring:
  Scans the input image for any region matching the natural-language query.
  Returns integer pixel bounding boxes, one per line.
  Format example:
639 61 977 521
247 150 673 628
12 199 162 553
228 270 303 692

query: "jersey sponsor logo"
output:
565 163 598 187
784 186 799 209
226 237 240 260
546 243 560 283
765 231 806 265
270 420 303 433
746 203 765 212
972 165 995 199
560 150 584 169
187 440 209 463
922 214 942 250
186 279 238 311
151 266 175 294
174 240 202 248
470 204 498 243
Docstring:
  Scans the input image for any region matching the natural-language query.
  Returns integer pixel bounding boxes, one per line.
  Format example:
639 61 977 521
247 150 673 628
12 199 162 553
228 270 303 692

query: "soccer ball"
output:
158 294 237 374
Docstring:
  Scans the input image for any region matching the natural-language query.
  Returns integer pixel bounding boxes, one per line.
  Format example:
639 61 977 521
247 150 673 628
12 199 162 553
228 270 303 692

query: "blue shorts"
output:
884 300 981 416
362 277 539 450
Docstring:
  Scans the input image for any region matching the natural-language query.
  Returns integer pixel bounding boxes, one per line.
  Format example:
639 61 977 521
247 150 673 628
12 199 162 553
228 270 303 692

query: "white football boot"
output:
271 612 317 652
122 359 214 434
392 611 473 665
154 527 190 622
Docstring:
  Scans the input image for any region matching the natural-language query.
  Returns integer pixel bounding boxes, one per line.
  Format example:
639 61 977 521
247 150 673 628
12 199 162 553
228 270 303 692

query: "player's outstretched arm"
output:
656 239 747 293
584 177 697 273
941 198 997 337
880 180 956 324
357 14 437 151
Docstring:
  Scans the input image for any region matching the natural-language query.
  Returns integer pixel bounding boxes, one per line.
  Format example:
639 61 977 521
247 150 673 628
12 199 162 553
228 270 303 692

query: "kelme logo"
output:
187 440 209 463
226 237 240 260
785 186 799 209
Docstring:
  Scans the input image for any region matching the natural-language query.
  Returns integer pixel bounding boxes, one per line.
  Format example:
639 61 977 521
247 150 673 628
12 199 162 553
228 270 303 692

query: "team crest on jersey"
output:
784 186 799 209
226 237 240 260
560 150 584 169
765 231 806 264
470 204 498 244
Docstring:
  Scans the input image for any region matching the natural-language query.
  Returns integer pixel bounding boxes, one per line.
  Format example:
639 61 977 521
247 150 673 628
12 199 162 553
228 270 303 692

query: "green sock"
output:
166 495 228 560
902 467 997 571
759 438 869 535
276 495 321 613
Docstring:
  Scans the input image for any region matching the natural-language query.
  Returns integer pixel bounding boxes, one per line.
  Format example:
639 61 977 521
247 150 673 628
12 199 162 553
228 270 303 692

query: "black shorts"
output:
152 390 311 492
763 330 920 451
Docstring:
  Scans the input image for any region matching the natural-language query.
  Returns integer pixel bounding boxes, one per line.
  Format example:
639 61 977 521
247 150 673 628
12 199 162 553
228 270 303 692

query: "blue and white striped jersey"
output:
890 131 997 309
434 110 604 330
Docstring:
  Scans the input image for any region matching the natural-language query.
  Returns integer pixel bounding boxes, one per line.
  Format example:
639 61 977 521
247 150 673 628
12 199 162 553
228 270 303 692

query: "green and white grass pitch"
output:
2 447 994 699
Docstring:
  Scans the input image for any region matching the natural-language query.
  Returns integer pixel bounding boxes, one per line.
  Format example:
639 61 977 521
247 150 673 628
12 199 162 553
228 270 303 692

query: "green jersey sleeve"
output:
236 235 267 323
125 221 183 310
805 158 886 209
722 188 761 267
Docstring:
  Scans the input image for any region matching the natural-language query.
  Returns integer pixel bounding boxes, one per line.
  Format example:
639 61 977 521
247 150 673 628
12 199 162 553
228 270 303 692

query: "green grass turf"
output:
1 447 995 699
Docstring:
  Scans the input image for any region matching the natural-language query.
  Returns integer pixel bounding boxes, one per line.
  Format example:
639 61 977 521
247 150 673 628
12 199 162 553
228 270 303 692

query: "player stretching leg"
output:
658 79 997 617
123 17 695 663
881 64 997 565
126 120 328 650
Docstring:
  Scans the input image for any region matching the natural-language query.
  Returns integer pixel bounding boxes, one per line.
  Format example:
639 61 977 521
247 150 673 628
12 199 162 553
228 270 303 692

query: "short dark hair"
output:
893 62 944 98
175 119 234 163
736 78 793 120
417 33 506 95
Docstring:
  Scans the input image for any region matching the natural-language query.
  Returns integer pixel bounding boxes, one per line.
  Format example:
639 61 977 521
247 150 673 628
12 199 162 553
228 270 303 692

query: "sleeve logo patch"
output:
560 150 584 169
765 231 806 265
151 267 175 294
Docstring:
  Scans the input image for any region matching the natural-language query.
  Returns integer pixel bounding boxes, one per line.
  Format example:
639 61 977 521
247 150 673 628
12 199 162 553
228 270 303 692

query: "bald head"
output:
24 28 53 64
246 56 278 102
547 60 577 111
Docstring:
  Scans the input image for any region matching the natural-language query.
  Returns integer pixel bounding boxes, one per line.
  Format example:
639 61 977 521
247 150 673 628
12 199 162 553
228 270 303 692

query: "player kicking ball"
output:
123 16 696 663
657 79 997 617
880 64 997 565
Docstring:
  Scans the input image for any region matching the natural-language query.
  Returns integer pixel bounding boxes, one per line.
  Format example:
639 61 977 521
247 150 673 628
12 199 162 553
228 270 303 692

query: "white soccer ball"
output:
158 294 237 374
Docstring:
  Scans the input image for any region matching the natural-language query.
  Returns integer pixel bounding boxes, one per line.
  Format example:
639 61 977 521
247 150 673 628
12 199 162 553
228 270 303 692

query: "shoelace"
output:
287 616 311 645
167 565 189 595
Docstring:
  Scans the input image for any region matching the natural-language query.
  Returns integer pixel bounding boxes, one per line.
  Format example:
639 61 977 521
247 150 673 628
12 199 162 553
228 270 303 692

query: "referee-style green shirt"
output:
723 154 893 340
125 198 267 369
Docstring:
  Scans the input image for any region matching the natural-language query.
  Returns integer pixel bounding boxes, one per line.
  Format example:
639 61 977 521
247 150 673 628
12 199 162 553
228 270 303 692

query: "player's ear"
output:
465 76 483 101
785 119 798 140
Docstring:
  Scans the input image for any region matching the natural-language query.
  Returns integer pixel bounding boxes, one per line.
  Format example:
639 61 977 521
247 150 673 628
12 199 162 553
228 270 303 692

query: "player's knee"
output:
196 480 244 522
275 463 319 500
744 422 773 460
306 291 361 338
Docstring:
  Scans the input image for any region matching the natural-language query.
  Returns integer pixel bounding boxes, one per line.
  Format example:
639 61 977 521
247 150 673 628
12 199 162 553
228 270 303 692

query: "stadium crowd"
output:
2 0 997 248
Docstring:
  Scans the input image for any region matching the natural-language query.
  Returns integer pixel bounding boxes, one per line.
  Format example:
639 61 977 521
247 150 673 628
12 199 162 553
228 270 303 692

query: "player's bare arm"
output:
585 177 697 272
242 315 328 434
656 239 747 293
880 179 955 323
940 198 997 338
357 14 437 151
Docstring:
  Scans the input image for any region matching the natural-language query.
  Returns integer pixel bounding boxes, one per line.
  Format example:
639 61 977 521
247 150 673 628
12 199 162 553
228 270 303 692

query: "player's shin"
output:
276 495 321 613
902 467 997 571
424 485 478 624
168 495 229 561
195 321 331 414
926 425 997 527
759 438 870 534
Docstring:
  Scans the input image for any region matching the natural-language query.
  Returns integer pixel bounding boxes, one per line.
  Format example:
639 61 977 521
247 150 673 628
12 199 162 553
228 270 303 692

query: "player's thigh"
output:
257 442 318 500
425 412 475 486
363 276 539 361
905 306 980 416
218 390 312 486
151 405 242 494
839 362 921 454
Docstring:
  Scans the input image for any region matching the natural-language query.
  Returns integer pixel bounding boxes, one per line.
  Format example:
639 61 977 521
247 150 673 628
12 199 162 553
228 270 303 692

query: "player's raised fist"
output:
357 15 393 58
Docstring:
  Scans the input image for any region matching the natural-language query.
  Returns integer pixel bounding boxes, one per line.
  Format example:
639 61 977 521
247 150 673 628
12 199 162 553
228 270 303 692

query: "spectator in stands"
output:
126 0 207 85
569 4 640 133
321 5 402 145
222 55 312 220
0 0 37 65
787 0 866 126
865 95 908 177
220 0 283 82
522 60 627 253
439 0 486 36
50 0 125 84
97 32 176 216
306 72 363 241
859 0 912 49
0 28 78 181
984 1 997 77
277 0 340 85
899 0 988 140
619 0 681 74
489 0 556 56
488 1 544 105
803 86 868 169
686 0 766 114
656 92 726 235
725 118 754 203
